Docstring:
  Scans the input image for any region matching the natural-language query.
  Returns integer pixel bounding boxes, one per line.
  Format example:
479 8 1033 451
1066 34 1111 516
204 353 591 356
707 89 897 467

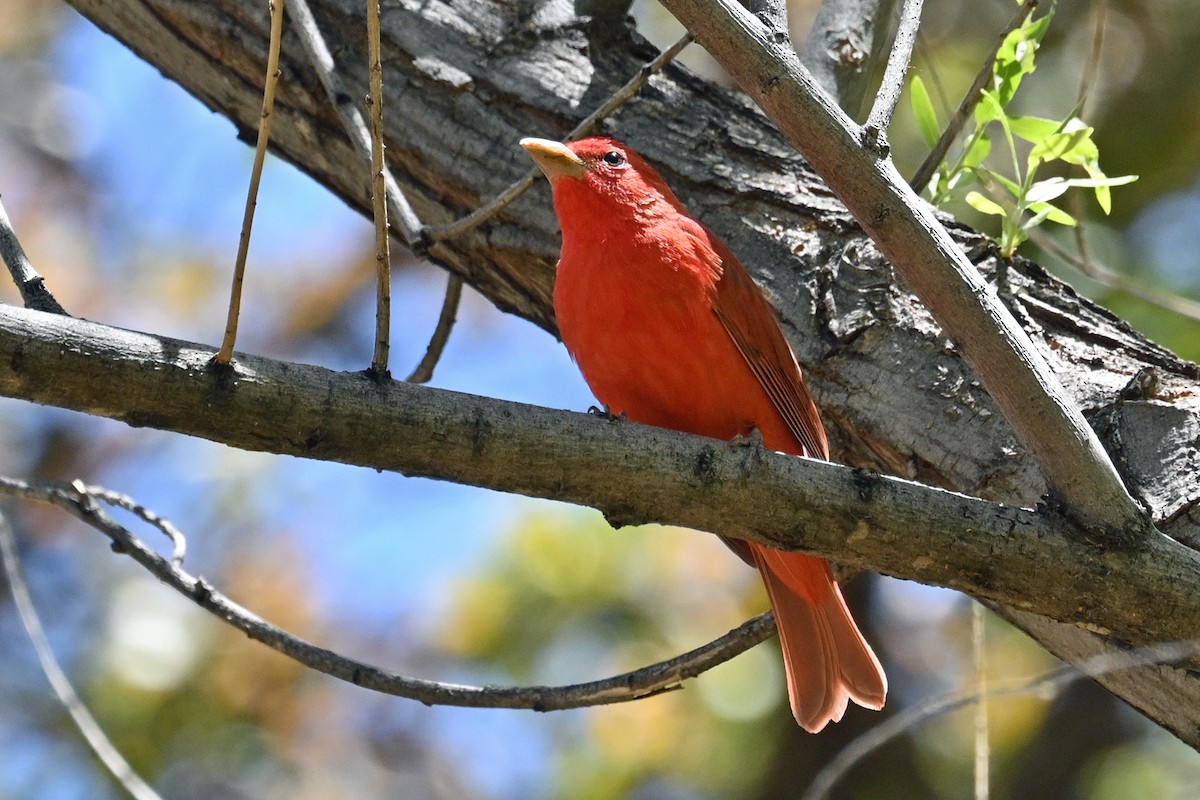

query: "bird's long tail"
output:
749 543 887 732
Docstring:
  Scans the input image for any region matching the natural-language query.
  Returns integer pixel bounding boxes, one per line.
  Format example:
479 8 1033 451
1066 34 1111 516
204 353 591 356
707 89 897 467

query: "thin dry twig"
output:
215 0 286 366
909 0 1039 193
1028 227 1200 324
1078 0 1107 114
802 637 1200 800
406 273 463 383
366 0 391 376
0 512 163 800
289 0 424 246
972 602 989 800
292 0 459 379
862 0 924 147
425 33 695 243
0 476 777 711
0 194 67 315
73 481 188 567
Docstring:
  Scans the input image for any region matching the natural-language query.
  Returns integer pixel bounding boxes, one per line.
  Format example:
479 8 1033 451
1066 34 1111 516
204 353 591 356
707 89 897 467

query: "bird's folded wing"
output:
710 238 830 461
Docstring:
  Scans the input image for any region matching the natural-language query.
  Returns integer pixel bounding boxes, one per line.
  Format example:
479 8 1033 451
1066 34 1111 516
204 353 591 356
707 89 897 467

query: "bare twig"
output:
366 0 391 376
73 482 187 567
862 0 923 147
800 0 896 110
909 0 1039 194
802 637 1200 800
1078 0 1107 114
972 602 989 800
1028 227 1200 324
291 0 445 377
214 0 286 366
289 0 424 246
0 476 776 711
0 195 67 315
406 274 463 383
0 512 162 800
425 33 694 243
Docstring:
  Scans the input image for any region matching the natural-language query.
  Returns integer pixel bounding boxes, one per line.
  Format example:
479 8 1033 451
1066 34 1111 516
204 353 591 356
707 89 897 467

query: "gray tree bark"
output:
40 0 1200 746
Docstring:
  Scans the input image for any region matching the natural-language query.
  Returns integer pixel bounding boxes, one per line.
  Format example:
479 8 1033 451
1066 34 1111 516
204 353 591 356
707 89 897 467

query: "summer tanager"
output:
521 136 887 731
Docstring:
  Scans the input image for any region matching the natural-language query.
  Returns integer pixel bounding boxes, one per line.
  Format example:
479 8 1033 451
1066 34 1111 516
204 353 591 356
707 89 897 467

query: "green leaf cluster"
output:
910 2 1137 257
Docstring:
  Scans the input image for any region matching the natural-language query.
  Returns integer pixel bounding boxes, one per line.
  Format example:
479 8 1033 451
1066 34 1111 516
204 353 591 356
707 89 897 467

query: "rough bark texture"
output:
47 0 1200 745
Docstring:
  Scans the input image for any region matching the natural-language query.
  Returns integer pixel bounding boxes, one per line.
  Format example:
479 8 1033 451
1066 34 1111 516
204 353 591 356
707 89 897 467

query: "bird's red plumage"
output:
526 136 886 731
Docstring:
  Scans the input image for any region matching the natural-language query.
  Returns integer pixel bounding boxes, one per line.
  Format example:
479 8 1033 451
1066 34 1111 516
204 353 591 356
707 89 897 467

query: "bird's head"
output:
520 136 685 226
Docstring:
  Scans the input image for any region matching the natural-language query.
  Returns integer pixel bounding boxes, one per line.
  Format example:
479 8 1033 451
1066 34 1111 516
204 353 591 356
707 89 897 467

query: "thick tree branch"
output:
660 0 1148 543
3 303 1200 652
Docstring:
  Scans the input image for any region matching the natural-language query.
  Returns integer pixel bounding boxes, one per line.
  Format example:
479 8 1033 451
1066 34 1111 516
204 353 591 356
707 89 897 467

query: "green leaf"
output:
1008 115 1063 143
1059 176 1139 189
1026 177 1070 204
1030 118 1098 166
962 130 992 168
990 6 1055 111
966 191 1007 217
975 89 1004 126
994 32 1038 105
1022 13 1054 46
1026 200 1077 227
1073 173 1137 214
909 76 942 148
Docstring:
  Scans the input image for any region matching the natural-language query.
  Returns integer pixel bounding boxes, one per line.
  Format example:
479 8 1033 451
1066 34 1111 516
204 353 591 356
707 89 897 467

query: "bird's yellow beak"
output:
521 137 587 181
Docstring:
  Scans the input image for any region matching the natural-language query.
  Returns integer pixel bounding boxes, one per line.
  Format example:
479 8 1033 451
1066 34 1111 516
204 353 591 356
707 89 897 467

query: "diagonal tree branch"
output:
862 0 923 140
660 0 1149 543
2 303 1199 653
0 195 68 315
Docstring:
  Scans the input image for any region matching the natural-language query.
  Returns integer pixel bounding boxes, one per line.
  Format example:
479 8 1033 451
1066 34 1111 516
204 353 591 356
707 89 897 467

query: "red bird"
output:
521 136 887 731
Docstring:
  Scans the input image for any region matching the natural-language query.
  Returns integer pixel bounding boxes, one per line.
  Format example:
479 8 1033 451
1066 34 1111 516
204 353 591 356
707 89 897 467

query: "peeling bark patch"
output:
693 445 717 485
413 56 474 90
471 408 491 456
851 466 880 502
6 342 27 383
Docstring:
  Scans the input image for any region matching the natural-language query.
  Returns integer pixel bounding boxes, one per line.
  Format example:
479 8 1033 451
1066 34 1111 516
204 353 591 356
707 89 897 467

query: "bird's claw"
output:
587 404 626 422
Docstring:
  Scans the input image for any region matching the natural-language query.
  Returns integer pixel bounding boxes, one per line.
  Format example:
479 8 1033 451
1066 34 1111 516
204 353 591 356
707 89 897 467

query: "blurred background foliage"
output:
1 0 1199 798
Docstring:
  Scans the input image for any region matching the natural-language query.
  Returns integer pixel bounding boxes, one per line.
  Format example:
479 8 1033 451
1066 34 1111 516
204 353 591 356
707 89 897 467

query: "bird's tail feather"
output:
749 543 887 732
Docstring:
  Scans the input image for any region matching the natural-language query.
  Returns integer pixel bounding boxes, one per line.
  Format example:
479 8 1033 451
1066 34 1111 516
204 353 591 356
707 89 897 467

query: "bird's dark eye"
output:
601 150 625 166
